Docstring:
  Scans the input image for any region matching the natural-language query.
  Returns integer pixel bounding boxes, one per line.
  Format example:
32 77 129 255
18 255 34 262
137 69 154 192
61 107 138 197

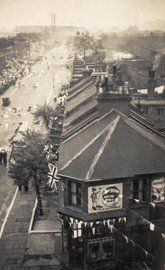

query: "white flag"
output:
73 230 77 239
150 203 156 208
162 233 165 239
150 223 155 231
144 250 148 257
124 235 129 243
92 227 95 235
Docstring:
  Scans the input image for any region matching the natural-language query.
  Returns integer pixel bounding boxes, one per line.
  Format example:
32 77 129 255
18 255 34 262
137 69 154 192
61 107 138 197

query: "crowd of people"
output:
0 56 31 95
50 83 69 130
0 42 45 95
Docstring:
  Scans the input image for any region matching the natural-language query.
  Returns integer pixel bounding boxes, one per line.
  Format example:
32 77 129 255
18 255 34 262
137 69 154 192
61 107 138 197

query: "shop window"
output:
69 182 82 207
88 237 115 262
88 241 100 261
102 238 114 259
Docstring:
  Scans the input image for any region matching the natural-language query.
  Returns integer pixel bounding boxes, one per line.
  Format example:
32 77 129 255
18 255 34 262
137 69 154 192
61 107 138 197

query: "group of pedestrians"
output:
0 148 7 166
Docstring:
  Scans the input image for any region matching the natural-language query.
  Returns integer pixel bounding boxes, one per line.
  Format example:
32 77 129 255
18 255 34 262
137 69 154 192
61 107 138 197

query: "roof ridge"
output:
60 122 112 171
123 117 165 151
85 115 120 180
61 108 117 145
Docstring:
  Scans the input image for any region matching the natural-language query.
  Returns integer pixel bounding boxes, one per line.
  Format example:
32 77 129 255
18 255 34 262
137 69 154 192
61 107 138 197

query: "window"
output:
72 223 82 238
70 182 82 207
156 108 163 120
88 241 100 261
143 107 148 115
132 179 147 201
102 238 114 259
88 237 115 262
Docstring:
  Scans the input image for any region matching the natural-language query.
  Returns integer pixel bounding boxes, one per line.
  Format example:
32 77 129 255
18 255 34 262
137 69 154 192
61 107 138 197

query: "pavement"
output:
0 179 67 270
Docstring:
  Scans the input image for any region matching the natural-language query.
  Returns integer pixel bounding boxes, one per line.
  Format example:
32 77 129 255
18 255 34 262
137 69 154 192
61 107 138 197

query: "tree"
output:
33 103 56 127
9 130 49 215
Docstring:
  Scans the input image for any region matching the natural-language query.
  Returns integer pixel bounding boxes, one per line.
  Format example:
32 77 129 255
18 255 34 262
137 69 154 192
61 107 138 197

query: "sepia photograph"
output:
0 0 165 269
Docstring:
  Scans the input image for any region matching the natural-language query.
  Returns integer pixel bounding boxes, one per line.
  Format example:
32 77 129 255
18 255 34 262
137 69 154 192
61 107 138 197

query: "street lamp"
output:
53 72 55 88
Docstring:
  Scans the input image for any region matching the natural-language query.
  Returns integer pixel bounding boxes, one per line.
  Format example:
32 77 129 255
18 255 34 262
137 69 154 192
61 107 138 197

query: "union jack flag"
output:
47 163 60 192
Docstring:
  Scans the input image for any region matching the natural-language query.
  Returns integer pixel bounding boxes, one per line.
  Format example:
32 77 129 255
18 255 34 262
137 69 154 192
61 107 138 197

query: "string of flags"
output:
126 206 164 235
68 217 154 259
68 214 165 242
68 217 127 238
44 144 59 162
112 226 154 259
123 194 165 209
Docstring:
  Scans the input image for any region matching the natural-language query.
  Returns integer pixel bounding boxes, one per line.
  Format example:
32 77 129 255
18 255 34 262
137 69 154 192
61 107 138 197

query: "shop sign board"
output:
151 178 165 202
88 183 123 213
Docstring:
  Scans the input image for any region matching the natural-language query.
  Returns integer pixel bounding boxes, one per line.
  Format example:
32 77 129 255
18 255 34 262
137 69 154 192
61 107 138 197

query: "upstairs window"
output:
70 182 82 207
132 179 148 201
143 107 148 115
156 108 164 120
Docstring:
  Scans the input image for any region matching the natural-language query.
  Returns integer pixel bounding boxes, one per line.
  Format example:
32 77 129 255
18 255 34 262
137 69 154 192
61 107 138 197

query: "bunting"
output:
126 207 164 234
92 227 95 235
113 226 153 258
150 223 155 231
162 233 165 239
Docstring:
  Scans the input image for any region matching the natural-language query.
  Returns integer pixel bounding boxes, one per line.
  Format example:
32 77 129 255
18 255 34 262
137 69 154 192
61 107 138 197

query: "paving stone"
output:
6 258 18 265
25 234 55 255
33 220 62 231
0 255 8 265
22 267 41 270
23 256 61 267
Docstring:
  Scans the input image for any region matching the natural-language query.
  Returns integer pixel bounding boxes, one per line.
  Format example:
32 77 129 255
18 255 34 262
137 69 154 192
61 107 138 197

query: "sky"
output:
0 0 165 31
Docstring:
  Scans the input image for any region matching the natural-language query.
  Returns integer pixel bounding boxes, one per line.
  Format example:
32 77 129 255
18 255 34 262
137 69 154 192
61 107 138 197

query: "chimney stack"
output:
112 65 117 92
148 67 157 98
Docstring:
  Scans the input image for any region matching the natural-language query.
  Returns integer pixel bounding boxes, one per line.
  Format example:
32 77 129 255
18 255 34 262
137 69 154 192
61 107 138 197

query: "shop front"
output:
61 215 127 270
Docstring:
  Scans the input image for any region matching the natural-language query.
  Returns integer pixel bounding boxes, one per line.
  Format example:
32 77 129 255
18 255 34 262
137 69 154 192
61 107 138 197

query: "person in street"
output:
0 148 2 165
24 180 29 192
1 149 7 166
18 180 29 192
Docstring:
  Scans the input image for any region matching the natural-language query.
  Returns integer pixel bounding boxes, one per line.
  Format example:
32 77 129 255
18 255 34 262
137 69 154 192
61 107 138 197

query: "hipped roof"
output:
58 109 165 181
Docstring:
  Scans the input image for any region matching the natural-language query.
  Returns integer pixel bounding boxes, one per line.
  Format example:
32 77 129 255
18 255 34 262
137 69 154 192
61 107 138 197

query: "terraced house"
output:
57 63 165 270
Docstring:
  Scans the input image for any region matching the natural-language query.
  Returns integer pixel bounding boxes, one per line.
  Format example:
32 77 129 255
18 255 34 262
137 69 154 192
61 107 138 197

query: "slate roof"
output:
59 109 119 169
58 109 165 181
63 99 97 128
66 83 96 114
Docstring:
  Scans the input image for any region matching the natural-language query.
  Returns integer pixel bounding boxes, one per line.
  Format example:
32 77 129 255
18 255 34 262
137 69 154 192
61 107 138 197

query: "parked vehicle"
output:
2 97 10 106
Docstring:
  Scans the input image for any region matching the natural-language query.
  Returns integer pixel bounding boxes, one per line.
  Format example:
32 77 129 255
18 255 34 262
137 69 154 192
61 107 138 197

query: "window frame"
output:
87 237 115 262
69 181 83 207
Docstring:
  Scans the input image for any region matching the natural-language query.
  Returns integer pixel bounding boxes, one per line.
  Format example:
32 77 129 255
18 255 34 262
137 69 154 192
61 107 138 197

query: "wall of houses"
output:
97 94 131 116
138 102 165 130
58 174 165 269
